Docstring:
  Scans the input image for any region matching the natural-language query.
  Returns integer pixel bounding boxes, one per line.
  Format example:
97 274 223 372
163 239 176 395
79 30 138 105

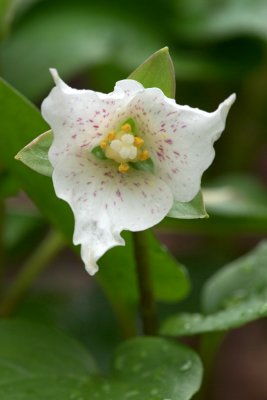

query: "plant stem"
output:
193 331 225 400
133 230 158 335
0 230 65 317
0 200 5 292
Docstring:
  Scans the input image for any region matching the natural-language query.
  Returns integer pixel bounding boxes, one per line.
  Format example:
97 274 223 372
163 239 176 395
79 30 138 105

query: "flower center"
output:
95 119 150 173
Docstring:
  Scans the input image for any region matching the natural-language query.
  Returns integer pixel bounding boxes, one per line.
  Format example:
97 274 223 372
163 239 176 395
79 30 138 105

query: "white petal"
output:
51 153 173 274
126 88 236 202
41 70 128 168
114 79 144 96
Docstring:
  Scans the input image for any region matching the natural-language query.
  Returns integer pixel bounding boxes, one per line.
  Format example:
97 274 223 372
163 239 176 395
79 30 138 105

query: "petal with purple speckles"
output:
126 88 236 202
51 153 173 274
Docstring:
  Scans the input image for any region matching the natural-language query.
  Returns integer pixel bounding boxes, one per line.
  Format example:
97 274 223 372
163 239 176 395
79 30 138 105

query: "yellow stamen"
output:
118 163 129 173
100 140 107 149
134 136 144 148
140 150 150 161
121 123 132 133
107 131 116 141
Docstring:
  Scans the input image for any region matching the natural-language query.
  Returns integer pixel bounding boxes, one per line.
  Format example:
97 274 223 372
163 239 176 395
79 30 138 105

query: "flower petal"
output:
127 88 236 202
114 79 144 96
51 153 173 274
41 72 134 165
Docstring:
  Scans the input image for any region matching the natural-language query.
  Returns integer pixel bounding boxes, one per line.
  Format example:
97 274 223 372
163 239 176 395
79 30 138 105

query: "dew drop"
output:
140 350 147 358
102 384 111 393
132 362 142 373
242 263 252 273
125 390 139 398
183 323 191 330
180 360 192 372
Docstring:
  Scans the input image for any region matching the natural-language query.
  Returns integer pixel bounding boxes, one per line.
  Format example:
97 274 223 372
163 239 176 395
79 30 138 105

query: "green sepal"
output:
15 129 53 177
168 191 208 219
130 158 154 174
91 145 108 160
129 47 176 99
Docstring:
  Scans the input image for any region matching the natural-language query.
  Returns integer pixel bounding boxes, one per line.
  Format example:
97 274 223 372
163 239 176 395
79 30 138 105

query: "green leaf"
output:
99 231 190 305
0 320 98 399
130 158 154 174
129 47 176 98
174 0 267 42
0 0 15 39
160 241 267 336
0 3 160 100
15 130 53 177
148 231 190 302
204 175 267 219
0 320 203 400
202 240 267 314
168 191 208 219
0 169 19 198
160 289 267 336
0 78 73 239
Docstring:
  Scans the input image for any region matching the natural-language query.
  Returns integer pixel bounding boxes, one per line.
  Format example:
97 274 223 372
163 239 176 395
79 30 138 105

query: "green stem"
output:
194 331 225 400
133 231 158 335
0 200 5 292
0 230 65 317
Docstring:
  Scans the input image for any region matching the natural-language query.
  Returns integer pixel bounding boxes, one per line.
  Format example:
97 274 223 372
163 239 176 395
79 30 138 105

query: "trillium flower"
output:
41 69 235 275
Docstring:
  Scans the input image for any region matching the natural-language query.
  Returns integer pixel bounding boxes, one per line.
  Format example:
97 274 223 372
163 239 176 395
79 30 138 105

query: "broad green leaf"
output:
0 78 73 239
15 130 53 177
160 289 267 336
0 320 203 400
0 169 19 198
204 175 267 219
129 47 176 98
0 3 160 99
0 0 15 39
160 241 267 336
4 210 46 260
148 231 190 302
99 231 190 305
0 0 40 39
202 240 267 313
0 320 98 399
168 191 208 219
174 0 267 42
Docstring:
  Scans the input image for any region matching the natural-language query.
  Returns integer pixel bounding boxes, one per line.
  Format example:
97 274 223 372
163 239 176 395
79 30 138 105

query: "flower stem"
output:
193 331 225 400
133 231 158 335
0 230 65 317
0 200 6 292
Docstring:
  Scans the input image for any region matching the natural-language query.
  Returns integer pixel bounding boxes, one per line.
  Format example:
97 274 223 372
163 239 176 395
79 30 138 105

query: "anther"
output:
107 131 116 141
118 163 129 173
134 136 144 148
100 140 107 149
121 123 132 133
140 150 150 161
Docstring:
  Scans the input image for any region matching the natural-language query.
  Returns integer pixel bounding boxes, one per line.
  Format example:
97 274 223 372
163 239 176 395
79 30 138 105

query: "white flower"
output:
41 69 235 275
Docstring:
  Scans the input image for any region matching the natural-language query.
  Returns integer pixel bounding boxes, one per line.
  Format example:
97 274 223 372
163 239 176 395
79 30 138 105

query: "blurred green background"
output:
0 1 267 399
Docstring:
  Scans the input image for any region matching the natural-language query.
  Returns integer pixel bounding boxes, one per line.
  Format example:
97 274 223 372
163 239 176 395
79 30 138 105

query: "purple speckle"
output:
165 139 173 145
